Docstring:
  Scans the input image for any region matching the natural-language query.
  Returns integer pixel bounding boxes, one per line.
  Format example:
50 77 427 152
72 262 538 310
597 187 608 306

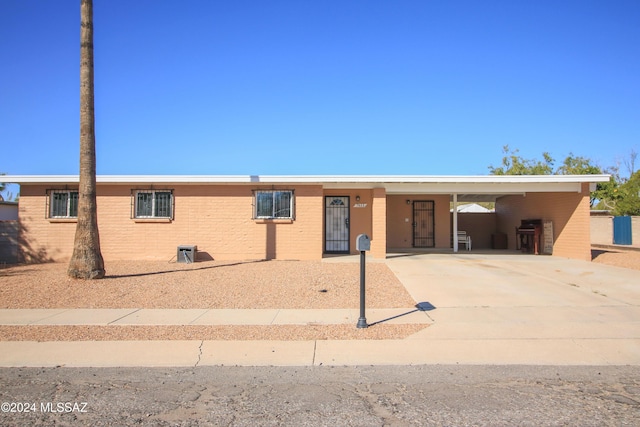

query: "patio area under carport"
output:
380 174 611 261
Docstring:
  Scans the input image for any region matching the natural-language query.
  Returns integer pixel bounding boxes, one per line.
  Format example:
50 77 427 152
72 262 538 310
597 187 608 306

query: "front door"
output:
413 200 435 248
325 196 350 253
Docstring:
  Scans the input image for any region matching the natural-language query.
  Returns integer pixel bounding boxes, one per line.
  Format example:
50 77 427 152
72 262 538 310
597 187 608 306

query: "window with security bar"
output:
49 190 79 218
134 190 173 219
254 190 294 219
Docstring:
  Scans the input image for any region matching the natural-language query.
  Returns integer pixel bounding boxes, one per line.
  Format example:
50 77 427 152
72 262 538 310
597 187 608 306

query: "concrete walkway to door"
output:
374 252 640 365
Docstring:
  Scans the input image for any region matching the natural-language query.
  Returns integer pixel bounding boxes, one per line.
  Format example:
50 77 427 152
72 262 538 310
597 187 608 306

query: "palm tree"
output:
68 0 105 279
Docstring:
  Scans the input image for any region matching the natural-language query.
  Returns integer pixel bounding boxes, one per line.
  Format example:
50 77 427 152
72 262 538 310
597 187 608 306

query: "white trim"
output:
4 174 610 200
3 174 611 185
452 193 458 253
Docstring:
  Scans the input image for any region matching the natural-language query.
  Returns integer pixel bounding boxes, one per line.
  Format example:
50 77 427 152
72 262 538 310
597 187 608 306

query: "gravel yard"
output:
0 260 424 341
1 250 636 342
591 248 640 270
0 260 415 309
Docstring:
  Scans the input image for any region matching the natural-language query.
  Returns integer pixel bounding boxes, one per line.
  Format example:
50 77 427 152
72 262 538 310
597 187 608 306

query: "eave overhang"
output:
3 174 611 199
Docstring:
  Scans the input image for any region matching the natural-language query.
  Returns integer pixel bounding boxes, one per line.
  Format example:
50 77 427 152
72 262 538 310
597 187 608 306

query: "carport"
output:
376 175 610 261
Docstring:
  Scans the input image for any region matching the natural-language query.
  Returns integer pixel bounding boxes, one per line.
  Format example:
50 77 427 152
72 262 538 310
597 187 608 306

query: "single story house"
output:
5 174 610 263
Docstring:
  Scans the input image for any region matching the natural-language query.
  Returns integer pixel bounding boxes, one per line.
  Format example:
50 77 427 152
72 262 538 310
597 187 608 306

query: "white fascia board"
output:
97 175 255 184
1 175 80 184
252 174 612 185
1 175 256 184
384 181 584 194
3 174 611 186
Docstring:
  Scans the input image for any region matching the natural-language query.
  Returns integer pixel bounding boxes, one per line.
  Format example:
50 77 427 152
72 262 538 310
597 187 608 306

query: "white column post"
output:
453 193 458 253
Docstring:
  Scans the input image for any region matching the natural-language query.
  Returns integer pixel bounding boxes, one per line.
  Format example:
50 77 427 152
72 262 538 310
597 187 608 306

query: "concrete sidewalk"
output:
0 307 430 326
1 253 639 367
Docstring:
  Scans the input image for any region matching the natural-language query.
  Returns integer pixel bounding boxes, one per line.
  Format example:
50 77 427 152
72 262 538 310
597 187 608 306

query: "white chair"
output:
457 231 472 251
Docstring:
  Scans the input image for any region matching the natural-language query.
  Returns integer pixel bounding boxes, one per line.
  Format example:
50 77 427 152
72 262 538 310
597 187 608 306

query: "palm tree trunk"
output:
68 0 105 279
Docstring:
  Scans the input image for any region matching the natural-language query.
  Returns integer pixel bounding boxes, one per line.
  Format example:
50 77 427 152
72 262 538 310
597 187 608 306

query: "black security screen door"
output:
413 200 435 248
325 196 350 253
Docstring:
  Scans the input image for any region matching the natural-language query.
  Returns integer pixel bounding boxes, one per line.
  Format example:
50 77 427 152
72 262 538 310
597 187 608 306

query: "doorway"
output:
413 200 435 248
325 196 350 253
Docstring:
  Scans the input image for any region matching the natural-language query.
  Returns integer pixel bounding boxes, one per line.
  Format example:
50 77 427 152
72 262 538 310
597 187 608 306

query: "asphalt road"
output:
1 365 638 426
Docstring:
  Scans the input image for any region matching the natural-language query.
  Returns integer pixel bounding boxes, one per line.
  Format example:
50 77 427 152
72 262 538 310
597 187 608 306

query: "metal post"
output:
357 250 368 328
453 193 459 253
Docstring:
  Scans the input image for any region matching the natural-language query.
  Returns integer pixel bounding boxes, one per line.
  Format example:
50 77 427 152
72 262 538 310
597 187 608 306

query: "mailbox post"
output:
355 234 370 329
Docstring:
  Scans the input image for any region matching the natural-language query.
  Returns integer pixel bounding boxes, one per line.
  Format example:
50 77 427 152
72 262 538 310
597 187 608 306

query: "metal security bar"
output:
133 190 174 219
325 196 350 253
413 200 435 248
47 190 79 218
253 190 294 219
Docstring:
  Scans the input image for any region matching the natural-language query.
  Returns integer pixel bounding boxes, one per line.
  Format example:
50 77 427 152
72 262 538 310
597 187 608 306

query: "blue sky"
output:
1 0 639 184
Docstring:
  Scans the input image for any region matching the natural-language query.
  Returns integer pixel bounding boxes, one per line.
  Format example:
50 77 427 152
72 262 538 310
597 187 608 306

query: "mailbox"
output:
356 234 370 252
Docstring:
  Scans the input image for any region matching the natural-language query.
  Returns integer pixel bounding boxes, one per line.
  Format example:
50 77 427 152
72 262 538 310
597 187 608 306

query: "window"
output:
254 190 294 219
50 190 78 218
134 190 173 219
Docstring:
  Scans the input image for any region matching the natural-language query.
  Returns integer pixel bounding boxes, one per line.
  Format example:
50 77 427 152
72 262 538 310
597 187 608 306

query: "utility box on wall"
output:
177 245 197 263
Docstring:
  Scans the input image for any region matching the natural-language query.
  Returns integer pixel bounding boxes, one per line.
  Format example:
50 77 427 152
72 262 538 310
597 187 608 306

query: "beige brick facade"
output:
370 188 387 258
322 189 377 256
19 184 324 262
14 177 604 263
455 213 497 249
495 183 592 261
386 194 451 249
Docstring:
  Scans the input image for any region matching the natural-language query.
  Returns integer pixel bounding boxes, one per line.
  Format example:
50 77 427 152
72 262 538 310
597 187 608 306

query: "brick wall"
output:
386 194 451 249
591 215 640 247
454 213 497 249
590 215 613 245
323 189 374 255
371 188 387 259
0 221 19 263
496 183 591 261
18 184 324 262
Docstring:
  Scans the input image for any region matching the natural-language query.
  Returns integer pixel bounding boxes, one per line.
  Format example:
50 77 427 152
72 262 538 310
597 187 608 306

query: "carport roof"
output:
4 174 610 200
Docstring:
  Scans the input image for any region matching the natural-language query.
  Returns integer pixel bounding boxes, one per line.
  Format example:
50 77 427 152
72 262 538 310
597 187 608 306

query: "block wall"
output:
386 194 451 249
370 188 387 259
496 183 592 261
454 213 498 249
590 215 613 246
18 184 324 262
323 189 375 255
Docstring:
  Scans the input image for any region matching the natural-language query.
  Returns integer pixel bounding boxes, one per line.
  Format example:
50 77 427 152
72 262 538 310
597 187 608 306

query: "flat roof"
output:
3 174 610 201
2 174 611 184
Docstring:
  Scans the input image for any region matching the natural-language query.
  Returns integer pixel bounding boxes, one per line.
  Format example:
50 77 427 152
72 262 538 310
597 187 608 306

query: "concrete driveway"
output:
375 252 640 365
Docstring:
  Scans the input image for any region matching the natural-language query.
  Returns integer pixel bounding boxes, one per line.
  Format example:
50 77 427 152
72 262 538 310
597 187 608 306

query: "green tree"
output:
489 147 622 208
68 0 105 279
555 153 602 175
488 145 554 175
613 170 640 216
591 175 621 210
554 153 616 207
